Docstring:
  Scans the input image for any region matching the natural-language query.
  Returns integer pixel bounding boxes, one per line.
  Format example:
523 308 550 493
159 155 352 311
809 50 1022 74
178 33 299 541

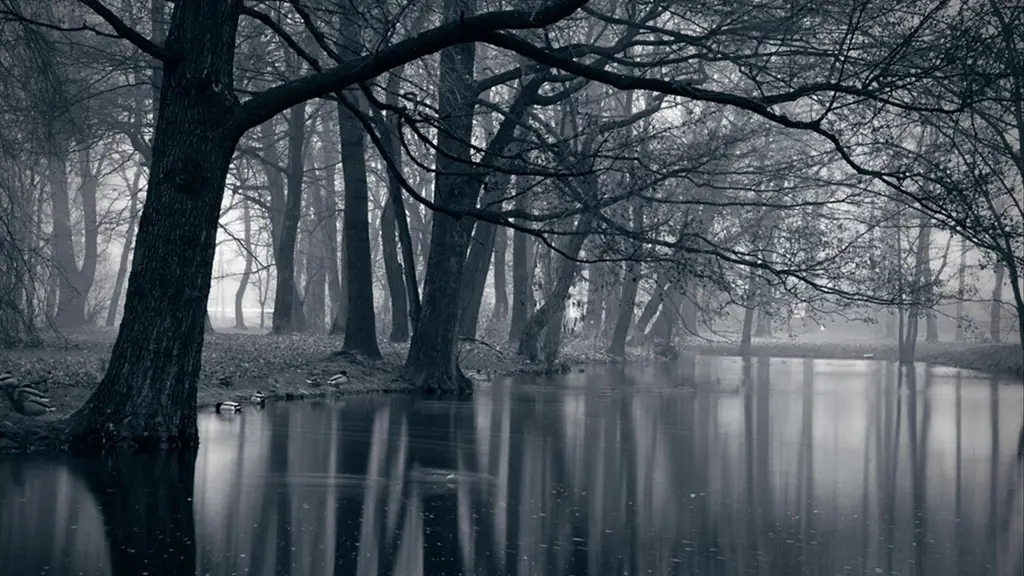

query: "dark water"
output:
1 356 1022 576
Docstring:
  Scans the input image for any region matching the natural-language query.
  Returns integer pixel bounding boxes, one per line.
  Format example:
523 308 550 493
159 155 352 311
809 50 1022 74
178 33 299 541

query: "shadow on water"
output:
1 355 1023 576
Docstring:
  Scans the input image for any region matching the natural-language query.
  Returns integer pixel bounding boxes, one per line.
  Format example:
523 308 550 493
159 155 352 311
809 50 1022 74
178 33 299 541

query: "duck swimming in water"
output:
214 401 242 413
250 391 266 406
1 374 56 417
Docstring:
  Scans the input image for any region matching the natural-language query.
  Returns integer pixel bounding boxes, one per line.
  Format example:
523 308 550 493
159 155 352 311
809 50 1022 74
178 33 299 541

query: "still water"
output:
1 356 1022 576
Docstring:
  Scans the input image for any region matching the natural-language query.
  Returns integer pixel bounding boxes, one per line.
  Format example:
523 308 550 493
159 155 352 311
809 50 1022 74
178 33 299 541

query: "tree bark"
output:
632 270 667 342
491 222 508 323
304 180 327 332
271 102 308 333
955 237 967 341
582 261 602 336
507 176 533 343
65 0 242 449
319 115 345 331
234 199 253 330
106 178 140 327
381 196 409 341
405 0 480 393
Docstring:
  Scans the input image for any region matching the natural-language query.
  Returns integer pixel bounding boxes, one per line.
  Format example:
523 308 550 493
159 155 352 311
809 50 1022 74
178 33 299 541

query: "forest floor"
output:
0 327 630 425
685 336 1023 379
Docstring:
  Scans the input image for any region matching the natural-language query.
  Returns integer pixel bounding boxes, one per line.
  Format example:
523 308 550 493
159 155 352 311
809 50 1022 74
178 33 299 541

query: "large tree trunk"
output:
334 12 381 357
632 270 667 342
507 176 533 343
233 199 253 330
271 102 307 333
65 0 241 448
405 0 479 393
106 180 140 327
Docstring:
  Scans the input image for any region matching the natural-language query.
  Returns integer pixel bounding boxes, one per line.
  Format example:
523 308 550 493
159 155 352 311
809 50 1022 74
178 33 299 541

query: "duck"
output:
214 401 242 413
3 381 56 417
469 369 490 382
250 391 266 406
328 371 349 386
305 376 321 387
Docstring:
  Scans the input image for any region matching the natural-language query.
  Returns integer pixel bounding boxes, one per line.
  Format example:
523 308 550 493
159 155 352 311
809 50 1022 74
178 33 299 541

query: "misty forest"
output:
0 0 1022 575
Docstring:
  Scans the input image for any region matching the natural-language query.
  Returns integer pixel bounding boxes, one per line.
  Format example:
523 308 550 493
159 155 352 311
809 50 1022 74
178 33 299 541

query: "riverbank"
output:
685 338 1023 379
0 329 623 441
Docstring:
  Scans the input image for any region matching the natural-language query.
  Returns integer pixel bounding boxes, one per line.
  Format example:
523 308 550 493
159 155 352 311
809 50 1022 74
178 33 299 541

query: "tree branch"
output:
77 0 172 61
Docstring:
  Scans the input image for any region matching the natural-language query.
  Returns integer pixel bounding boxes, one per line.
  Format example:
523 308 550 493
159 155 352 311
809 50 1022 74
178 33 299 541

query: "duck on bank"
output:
1 373 56 417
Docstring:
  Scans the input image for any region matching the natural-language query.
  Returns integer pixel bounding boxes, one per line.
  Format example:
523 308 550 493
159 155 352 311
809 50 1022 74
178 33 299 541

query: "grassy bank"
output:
0 328 621 430
685 338 1023 379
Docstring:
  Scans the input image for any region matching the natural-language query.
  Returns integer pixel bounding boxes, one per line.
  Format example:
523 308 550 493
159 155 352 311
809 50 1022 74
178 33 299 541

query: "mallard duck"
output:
305 376 321 387
469 369 490 382
250 391 266 406
328 371 349 386
214 401 242 413
4 384 56 417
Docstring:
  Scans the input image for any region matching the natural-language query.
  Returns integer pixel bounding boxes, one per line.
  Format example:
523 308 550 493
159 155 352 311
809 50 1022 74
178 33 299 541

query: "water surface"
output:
2 356 1022 575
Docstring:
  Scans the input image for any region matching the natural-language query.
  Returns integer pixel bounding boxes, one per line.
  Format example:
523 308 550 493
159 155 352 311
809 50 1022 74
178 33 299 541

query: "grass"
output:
685 336 1023 379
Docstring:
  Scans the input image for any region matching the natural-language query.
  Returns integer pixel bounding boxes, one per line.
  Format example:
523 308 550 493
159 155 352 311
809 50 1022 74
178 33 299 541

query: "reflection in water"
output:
1 357 1023 576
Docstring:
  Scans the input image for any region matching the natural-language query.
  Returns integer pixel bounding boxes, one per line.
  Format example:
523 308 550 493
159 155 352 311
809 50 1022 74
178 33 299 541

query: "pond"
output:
1 356 1022 576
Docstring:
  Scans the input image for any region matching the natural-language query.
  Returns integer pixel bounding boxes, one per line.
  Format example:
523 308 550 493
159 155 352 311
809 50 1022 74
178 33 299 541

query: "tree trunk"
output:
607 202 643 357
740 267 758 353
233 199 253 330
990 262 1005 343
337 91 382 357
491 223 508 323
405 0 479 392
921 222 938 342
271 102 307 333
680 283 699 336
379 54 421 333
66 0 241 448
51 149 100 327
518 215 592 361
633 270 667 342
381 196 409 342
304 181 327 332
320 115 345 331
582 262 602 336
599 264 622 343
106 180 140 327
507 177 533 343
955 237 966 341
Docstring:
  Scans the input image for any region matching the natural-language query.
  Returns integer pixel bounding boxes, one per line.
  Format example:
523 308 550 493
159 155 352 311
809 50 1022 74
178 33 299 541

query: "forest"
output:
0 0 1021 452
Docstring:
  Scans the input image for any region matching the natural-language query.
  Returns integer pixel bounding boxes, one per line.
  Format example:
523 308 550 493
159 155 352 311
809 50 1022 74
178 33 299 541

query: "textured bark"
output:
50 149 100 327
491 223 508 323
271 102 308 333
507 176 533 343
633 270 667 340
234 199 253 329
955 237 967 341
582 261 602 335
65 0 242 449
608 202 643 357
106 179 140 327
404 0 480 393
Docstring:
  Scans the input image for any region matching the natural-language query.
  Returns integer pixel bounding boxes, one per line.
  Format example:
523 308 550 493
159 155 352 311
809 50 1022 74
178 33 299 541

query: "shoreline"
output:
684 339 1023 379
